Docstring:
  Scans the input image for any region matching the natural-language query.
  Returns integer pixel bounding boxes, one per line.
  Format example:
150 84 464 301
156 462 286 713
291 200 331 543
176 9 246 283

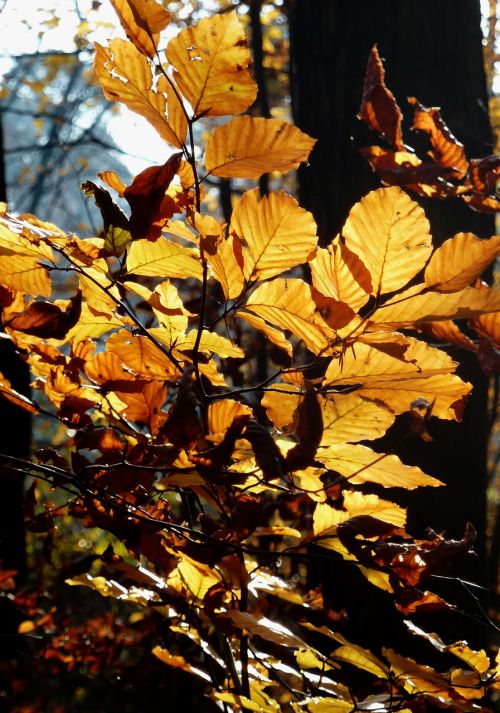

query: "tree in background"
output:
289 0 499 638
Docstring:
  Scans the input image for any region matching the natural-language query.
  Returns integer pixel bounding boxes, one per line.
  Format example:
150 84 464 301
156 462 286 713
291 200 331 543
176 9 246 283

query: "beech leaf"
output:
205 116 316 178
109 0 170 58
166 11 257 117
341 187 433 296
424 232 500 292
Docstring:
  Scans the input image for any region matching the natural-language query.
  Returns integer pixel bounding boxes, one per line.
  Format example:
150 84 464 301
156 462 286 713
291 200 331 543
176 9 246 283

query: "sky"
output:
0 0 181 175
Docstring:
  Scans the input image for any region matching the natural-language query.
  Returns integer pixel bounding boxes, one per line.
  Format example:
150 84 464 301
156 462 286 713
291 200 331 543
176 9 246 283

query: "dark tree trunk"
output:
290 0 495 646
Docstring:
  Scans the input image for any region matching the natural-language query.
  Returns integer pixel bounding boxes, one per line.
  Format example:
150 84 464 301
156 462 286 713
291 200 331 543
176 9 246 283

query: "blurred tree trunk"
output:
0 111 30 704
290 0 495 645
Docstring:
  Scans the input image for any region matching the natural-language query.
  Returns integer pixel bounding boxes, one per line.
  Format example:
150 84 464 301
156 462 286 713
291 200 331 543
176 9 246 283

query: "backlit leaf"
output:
152 647 211 682
369 284 500 328
424 232 500 292
316 443 443 489
358 45 404 150
107 329 179 380
67 303 130 342
127 236 202 279
320 393 396 445
310 240 371 312
237 311 293 357
94 39 186 148
226 611 305 648
166 11 257 117
207 399 253 441
0 373 36 414
341 187 432 296
408 96 469 179
230 188 317 281
241 278 335 354
205 116 316 178
114 380 167 434
109 0 170 58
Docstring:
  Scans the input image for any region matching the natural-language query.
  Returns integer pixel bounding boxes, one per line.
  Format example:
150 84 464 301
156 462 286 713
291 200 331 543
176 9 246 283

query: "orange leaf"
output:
109 0 170 58
424 232 500 292
166 11 257 117
310 239 371 312
115 381 167 435
94 39 187 148
205 116 316 178
408 96 469 179
341 187 433 296
230 188 317 281
358 45 404 150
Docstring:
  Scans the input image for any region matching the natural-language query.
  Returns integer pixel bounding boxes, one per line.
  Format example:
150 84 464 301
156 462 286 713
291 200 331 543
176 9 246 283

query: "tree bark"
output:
290 0 495 646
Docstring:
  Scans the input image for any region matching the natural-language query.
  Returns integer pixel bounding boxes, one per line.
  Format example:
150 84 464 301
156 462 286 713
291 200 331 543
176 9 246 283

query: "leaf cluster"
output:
0 3 499 711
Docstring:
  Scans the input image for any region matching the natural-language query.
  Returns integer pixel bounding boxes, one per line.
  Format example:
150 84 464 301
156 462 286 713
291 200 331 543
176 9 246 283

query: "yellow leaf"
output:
320 393 396 445
205 116 316 178
313 502 349 537
447 643 490 675
450 669 484 700
261 384 301 433
241 278 335 354
67 303 130 342
382 649 451 696
214 692 277 713
127 237 202 279
230 188 317 281
295 648 333 670
172 329 244 359
324 338 471 419
176 559 220 600
316 443 443 489
369 283 500 328
94 39 186 148
166 11 257 117
332 636 388 678
18 620 36 634
79 261 120 315
193 213 245 299
237 311 293 357
0 223 52 297
343 490 406 527
152 647 211 681
424 232 500 292
227 610 305 648
341 187 432 296
305 699 354 712
310 240 371 311
325 338 455 385
109 0 170 58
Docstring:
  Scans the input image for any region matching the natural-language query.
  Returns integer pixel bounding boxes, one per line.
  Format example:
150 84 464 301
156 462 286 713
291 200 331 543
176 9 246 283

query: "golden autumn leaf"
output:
107 329 179 380
236 310 293 357
109 0 170 58
207 399 253 442
114 380 167 434
94 39 186 148
305 700 355 713
470 310 500 348
331 634 389 678
172 330 244 359
0 224 52 297
204 116 316 178
369 283 500 328
341 187 433 296
166 11 256 117
324 338 456 386
262 384 302 434
320 393 395 445
240 278 335 354
230 188 317 281
193 213 245 300
382 649 450 696
313 492 406 537
126 237 202 279
67 303 130 342
324 338 471 419
309 240 371 312
152 647 211 682
316 443 443 489
424 232 500 292
447 643 490 675
84 351 135 385
419 320 477 352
